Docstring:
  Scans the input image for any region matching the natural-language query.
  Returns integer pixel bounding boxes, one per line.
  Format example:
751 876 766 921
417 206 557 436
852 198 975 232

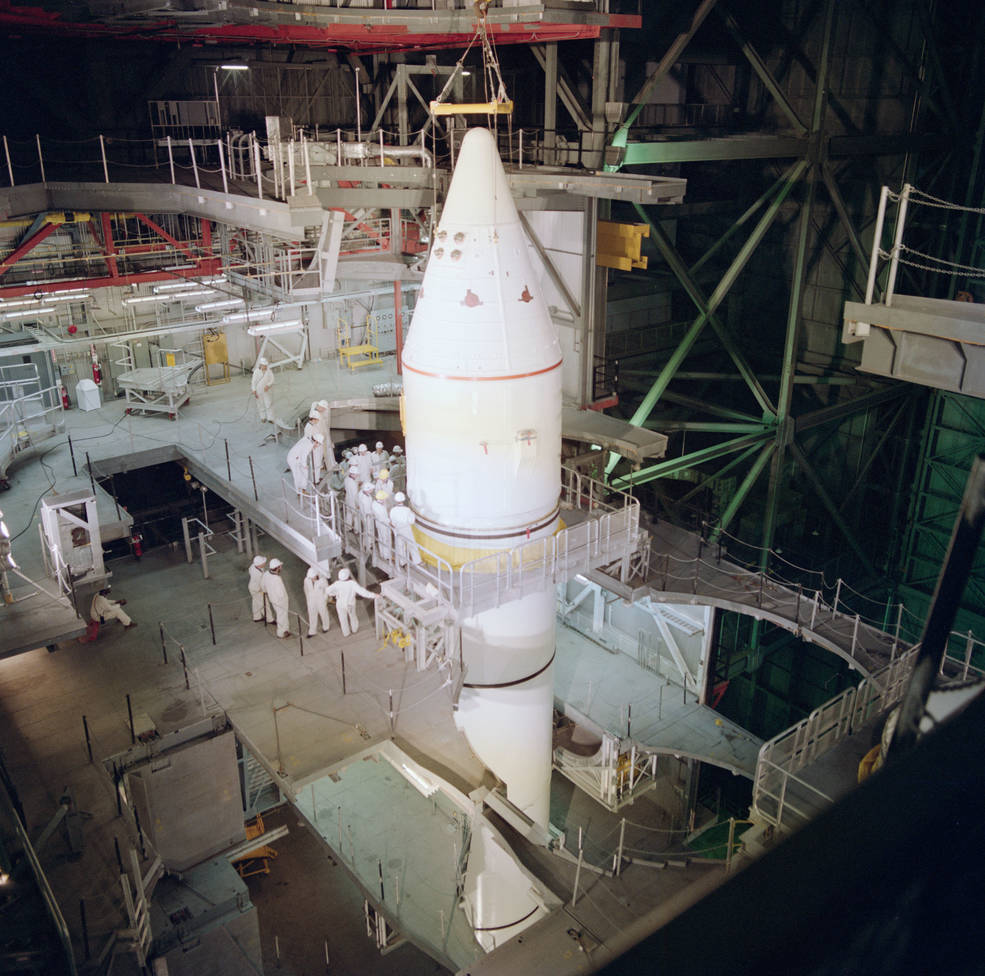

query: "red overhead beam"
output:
134 213 199 261
0 221 59 278
0 2 635 51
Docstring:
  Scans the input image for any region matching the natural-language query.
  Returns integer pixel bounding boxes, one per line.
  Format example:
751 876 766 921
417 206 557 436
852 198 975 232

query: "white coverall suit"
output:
261 570 291 637
325 578 377 636
343 472 360 529
389 503 422 567
248 563 266 621
357 489 375 543
251 365 274 422
287 433 318 492
371 497 392 561
354 451 372 485
91 592 132 628
310 404 336 470
304 573 331 636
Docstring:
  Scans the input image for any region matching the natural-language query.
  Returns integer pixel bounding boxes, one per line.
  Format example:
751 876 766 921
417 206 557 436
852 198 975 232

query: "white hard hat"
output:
252 555 267 567
394 492 406 503
318 399 329 408
392 445 403 454
358 444 368 453
347 466 358 477
375 441 384 450
338 568 351 581
257 357 268 366
306 567 319 579
269 558 283 570
361 482 373 493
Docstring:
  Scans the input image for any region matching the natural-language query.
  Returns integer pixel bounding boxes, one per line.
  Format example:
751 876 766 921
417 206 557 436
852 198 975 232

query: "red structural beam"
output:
99 212 119 278
0 221 59 278
0 3 637 51
134 213 199 261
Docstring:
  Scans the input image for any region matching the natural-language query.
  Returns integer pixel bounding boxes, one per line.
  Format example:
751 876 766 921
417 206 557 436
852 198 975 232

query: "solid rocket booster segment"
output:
402 127 561 826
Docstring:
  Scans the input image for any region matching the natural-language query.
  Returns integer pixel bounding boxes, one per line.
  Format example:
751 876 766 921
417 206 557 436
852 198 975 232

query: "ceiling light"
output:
222 308 276 324
220 64 250 71
154 277 227 292
3 307 56 319
246 320 303 335
196 298 245 312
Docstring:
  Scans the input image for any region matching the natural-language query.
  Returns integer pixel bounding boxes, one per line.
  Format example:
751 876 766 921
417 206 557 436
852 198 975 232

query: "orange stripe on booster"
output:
401 359 563 382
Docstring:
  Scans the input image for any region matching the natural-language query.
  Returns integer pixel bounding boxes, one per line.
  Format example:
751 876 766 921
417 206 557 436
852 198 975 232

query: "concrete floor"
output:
0 358 883 974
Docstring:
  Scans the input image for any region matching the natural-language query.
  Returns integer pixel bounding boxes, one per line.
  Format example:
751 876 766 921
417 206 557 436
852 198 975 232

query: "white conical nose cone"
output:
402 127 561 377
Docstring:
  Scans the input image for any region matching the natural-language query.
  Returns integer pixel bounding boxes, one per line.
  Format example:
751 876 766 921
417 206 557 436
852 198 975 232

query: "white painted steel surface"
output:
402 128 562 827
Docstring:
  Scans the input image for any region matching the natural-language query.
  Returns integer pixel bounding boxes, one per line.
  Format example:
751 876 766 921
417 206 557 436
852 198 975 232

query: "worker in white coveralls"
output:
325 568 378 637
251 357 275 422
357 482 375 543
311 400 335 466
373 468 393 505
91 588 136 630
389 493 422 567
343 465 360 530
261 558 291 638
370 441 389 477
304 567 331 636
248 555 268 621
354 443 372 485
287 430 324 493
372 490 392 562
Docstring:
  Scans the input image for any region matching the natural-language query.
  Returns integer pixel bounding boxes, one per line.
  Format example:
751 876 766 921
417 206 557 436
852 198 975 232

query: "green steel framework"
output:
590 0 985 600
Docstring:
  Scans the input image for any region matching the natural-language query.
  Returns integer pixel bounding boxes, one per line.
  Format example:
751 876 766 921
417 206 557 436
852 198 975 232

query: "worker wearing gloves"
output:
304 567 331 637
261 558 291 638
372 490 392 562
354 443 372 485
343 465 361 530
357 482 375 543
251 357 275 422
370 441 389 477
248 554 268 621
325 568 378 637
91 588 136 630
389 493 422 567
287 430 324 493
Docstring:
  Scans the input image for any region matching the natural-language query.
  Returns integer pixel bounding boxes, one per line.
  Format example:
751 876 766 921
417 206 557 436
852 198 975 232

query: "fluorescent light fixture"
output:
221 64 250 71
223 308 276 324
3 307 56 319
400 763 438 797
196 298 245 312
123 294 172 306
153 277 226 292
247 320 303 336
44 291 90 302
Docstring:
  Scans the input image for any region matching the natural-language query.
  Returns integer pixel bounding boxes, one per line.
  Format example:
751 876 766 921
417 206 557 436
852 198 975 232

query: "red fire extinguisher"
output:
132 531 143 560
60 384 71 409
90 346 102 385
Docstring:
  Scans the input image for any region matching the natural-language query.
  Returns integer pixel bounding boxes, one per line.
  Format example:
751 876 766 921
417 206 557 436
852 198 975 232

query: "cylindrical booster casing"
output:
402 128 561 824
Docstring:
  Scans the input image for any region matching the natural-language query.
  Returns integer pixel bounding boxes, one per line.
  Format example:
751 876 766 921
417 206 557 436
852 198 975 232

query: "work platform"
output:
843 294 985 399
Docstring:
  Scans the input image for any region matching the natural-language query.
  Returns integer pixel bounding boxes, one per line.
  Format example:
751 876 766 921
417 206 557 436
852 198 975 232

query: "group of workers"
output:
248 554 377 639
339 442 419 567
287 400 338 493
